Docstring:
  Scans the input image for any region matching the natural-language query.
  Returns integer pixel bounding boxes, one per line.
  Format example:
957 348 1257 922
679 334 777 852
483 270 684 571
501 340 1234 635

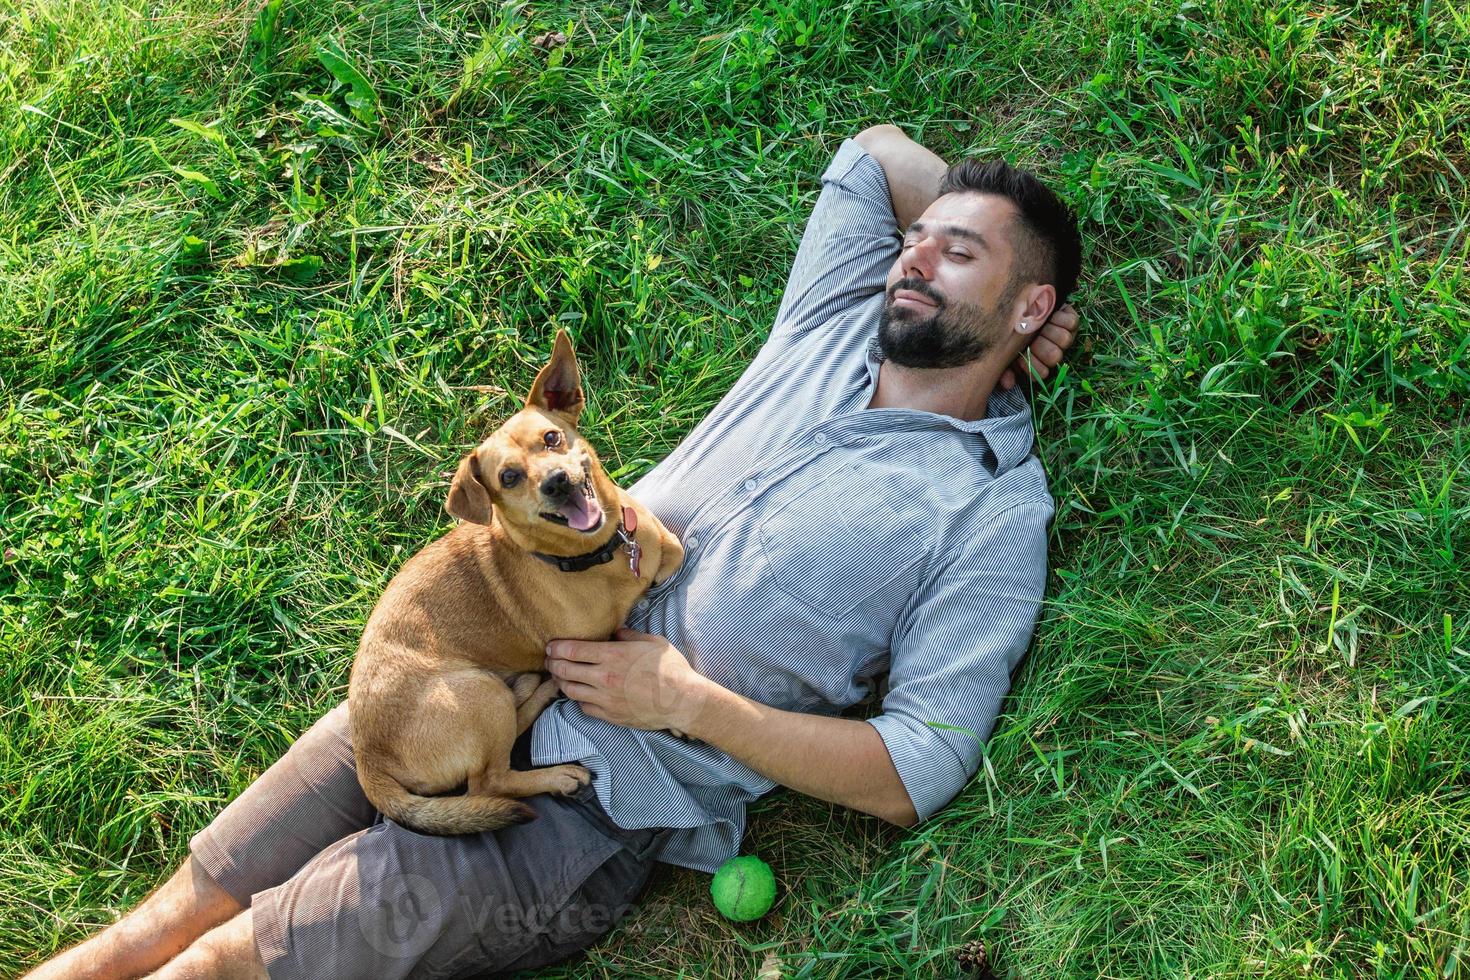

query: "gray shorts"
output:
188 701 674 979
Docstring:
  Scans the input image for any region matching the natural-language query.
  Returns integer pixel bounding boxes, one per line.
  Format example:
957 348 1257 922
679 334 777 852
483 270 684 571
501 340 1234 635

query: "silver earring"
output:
1020 321 1029 331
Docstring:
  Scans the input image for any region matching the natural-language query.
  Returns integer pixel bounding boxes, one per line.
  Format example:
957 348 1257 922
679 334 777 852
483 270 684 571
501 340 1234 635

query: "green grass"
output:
2 0 1467 976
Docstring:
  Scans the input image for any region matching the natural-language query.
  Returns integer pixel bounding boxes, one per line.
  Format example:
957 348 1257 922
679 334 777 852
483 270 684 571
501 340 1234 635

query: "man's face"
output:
880 192 1025 369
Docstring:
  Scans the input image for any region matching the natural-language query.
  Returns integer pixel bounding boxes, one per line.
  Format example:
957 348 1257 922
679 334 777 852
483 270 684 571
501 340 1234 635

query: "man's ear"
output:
1013 284 1057 339
525 329 585 421
446 450 494 525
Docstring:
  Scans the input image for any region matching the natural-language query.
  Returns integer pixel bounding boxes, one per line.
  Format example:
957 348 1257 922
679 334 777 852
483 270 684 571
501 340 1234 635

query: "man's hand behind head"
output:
999 302 1079 391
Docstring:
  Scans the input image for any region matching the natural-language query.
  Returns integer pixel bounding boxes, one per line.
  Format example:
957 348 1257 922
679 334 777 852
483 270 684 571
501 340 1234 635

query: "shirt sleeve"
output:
866 500 1053 822
771 137 901 340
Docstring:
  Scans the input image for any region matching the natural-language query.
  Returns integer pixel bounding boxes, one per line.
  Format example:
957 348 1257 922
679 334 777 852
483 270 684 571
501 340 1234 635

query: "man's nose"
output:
541 469 571 500
901 241 937 280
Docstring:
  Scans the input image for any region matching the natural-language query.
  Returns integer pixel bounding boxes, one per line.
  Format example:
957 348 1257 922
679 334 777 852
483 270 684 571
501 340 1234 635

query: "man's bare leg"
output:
141 908 267 980
22 855 244 980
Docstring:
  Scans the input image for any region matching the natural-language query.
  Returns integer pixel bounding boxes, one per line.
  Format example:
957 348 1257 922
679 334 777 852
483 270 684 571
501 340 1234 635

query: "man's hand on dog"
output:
546 629 708 736
999 301 1078 391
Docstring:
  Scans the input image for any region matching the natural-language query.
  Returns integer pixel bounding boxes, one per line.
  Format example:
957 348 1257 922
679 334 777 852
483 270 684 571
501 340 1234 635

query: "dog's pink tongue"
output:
559 490 603 531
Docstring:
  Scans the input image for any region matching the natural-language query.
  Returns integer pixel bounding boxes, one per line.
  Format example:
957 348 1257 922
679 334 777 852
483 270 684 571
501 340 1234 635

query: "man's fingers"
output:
558 680 602 704
1007 303 1079 387
1046 303 1079 331
546 639 602 662
546 658 599 685
1039 321 1074 352
1031 336 1065 366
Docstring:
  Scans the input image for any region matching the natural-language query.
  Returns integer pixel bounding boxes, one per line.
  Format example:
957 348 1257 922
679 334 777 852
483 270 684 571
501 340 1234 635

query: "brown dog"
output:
348 330 683 834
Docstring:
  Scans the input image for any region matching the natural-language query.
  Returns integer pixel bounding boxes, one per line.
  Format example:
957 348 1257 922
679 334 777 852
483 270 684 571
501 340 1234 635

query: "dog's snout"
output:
540 469 571 500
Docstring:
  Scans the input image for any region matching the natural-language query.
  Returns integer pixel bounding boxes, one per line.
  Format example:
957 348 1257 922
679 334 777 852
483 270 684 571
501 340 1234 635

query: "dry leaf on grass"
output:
411 149 448 174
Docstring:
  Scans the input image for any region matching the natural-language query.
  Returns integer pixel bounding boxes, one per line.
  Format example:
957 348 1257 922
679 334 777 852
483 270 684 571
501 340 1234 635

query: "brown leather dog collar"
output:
532 505 641 575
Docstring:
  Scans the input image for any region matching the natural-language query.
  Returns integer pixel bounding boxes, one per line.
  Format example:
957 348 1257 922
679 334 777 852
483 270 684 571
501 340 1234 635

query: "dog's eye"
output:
543 430 562 448
499 469 522 489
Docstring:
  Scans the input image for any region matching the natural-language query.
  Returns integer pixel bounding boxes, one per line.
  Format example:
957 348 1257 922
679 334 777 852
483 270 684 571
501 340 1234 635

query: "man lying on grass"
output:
26 123 1081 979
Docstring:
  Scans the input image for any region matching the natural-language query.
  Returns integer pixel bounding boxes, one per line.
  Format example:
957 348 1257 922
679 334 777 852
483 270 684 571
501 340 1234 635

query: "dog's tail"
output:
357 761 536 835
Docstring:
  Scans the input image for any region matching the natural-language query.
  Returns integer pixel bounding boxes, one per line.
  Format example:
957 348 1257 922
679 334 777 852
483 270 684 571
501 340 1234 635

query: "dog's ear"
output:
446 450 494 525
526 329 585 421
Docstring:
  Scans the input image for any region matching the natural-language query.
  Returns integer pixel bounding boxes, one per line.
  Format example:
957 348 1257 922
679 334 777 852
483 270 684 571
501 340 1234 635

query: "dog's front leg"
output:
515 677 563 735
508 671 545 708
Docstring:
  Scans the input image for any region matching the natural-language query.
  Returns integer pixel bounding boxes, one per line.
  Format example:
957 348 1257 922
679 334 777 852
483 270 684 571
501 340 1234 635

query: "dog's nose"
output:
540 469 572 500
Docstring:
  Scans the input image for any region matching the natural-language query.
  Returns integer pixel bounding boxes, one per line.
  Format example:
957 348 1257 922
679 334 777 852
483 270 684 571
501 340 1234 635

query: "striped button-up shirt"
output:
530 137 1055 873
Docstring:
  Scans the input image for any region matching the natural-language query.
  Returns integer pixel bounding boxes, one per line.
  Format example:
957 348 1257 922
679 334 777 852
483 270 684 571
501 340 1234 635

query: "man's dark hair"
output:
937 158 1083 306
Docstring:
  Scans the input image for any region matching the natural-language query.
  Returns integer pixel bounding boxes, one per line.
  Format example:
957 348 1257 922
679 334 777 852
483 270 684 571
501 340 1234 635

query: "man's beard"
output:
877 280 1013 369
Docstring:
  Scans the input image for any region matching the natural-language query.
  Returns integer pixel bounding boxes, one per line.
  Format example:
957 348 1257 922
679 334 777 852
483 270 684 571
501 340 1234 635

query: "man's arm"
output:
544 630 920 827
683 675 920 827
853 124 948 232
853 124 1080 388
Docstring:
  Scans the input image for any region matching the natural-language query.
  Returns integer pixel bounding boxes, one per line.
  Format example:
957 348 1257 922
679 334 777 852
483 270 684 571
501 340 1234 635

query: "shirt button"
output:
686 536 700 550
744 478 757 491
636 599 650 611
814 432 828 445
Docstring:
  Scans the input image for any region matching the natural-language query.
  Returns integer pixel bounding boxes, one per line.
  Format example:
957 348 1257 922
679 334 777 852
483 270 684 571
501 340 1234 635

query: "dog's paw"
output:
544 763 593 795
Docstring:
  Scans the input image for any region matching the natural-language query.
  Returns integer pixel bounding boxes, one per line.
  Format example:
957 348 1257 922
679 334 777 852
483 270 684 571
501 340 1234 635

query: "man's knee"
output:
146 858 244 928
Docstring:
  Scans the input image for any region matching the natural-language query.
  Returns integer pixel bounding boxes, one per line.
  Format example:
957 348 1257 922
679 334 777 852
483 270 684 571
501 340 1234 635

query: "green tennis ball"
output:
710 855 777 922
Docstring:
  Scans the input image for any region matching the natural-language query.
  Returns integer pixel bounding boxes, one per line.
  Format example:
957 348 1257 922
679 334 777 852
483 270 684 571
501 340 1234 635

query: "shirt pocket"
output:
757 461 932 618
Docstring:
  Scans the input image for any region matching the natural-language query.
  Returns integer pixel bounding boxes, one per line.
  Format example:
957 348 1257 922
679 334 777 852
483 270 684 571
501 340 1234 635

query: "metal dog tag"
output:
620 505 642 578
